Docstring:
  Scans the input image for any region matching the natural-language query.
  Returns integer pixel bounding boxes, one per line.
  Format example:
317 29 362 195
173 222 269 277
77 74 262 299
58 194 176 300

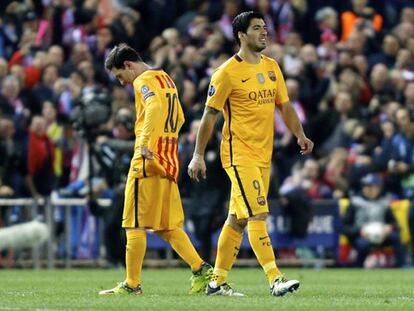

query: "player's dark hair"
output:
232 11 265 45
104 43 142 70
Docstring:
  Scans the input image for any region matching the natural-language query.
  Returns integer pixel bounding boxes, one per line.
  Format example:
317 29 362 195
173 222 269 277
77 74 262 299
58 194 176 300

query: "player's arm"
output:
277 102 314 155
136 81 162 159
139 103 160 159
188 107 220 181
194 107 220 156
188 68 231 181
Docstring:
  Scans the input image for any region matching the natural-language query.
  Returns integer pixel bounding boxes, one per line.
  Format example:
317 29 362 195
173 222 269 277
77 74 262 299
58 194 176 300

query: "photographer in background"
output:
96 107 135 267
54 88 113 259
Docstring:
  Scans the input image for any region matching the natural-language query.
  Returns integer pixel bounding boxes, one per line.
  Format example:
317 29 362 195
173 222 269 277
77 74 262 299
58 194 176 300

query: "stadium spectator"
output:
393 21 414 46
297 44 331 117
347 122 384 191
282 32 303 77
60 43 92 78
301 158 332 199
32 65 59 105
47 45 65 69
316 91 358 155
368 34 400 69
404 82 414 111
278 158 329 238
41 101 64 184
271 0 307 44
0 58 8 83
388 107 414 199
25 115 55 199
322 148 350 198
353 54 369 79
219 0 241 40
314 7 339 46
341 173 405 267
369 63 395 103
340 0 383 42
0 116 24 197
256 0 277 42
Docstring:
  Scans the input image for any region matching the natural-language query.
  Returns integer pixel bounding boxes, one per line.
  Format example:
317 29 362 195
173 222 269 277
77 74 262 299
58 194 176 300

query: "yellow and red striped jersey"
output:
128 69 184 182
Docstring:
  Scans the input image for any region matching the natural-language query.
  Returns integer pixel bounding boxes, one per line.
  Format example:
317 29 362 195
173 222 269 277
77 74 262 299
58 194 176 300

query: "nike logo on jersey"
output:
241 78 251 83
259 236 269 240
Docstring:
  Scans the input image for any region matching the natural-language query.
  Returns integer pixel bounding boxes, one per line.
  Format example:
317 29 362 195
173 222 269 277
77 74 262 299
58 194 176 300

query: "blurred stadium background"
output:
0 0 414 277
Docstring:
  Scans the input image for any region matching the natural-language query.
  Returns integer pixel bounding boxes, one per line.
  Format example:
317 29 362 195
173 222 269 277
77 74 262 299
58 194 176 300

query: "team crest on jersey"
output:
208 85 215 96
141 85 149 94
268 71 276 81
257 196 266 206
256 73 265 84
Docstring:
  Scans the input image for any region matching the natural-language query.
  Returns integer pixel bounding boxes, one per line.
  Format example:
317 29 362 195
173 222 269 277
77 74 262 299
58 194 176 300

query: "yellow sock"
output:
157 228 203 271
212 224 243 285
126 229 146 288
248 220 282 285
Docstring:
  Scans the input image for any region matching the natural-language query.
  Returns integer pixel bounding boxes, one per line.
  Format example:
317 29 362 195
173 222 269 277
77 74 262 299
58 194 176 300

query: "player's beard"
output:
247 40 266 53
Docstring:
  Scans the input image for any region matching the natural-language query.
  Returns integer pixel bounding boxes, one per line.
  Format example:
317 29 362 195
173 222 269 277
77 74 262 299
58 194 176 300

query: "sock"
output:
248 220 282 285
211 224 243 286
126 229 146 288
157 228 203 271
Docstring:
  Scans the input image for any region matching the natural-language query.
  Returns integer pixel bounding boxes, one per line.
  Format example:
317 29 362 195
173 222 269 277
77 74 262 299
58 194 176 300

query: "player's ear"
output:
238 31 244 42
124 60 133 69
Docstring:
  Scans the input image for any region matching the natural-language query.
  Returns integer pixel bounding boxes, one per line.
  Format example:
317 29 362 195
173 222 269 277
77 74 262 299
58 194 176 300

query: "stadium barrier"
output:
0 197 110 268
0 197 342 268
0 198 45 269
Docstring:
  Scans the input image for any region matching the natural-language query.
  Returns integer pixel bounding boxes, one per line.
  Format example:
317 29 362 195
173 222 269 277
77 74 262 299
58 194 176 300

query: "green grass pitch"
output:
0 268 413 311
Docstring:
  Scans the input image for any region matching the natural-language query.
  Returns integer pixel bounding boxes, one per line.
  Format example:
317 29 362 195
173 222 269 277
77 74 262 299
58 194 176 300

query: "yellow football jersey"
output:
129 69 184 182
206 54 289 168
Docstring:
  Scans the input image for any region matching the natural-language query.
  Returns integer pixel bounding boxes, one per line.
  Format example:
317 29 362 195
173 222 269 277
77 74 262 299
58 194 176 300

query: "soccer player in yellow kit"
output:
188 12 314 297
99 44 212 296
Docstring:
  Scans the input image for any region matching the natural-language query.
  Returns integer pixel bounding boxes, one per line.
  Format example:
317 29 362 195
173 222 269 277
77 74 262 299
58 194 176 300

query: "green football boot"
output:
99 281 142 296
189 262 213 294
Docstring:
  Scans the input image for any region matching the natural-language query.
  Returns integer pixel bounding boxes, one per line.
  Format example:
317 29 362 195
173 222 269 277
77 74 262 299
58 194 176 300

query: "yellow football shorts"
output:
122 174 184 230
224 166 270 219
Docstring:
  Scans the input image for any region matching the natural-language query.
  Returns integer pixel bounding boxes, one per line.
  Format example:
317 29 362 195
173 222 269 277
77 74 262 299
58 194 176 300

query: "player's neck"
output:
237 48 261 64
133 62 151 78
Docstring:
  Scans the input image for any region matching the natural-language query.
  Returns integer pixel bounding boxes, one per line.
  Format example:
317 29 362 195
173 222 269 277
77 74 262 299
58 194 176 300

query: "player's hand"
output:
383 224 393 237
188 153 206 182
140 146 154 160
297 135 314 155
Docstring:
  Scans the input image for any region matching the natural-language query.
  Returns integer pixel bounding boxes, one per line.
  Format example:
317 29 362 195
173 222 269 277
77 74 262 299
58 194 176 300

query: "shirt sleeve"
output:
133 78 162 146
205 68 232 111
274 62 289 105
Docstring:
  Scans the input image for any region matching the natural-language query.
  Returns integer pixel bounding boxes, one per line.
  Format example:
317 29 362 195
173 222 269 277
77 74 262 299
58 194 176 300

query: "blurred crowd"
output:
1 0 414 267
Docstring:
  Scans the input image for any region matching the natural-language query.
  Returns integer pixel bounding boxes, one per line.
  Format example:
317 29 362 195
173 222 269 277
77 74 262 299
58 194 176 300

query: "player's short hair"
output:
104 43 143 70
232 11 265 45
